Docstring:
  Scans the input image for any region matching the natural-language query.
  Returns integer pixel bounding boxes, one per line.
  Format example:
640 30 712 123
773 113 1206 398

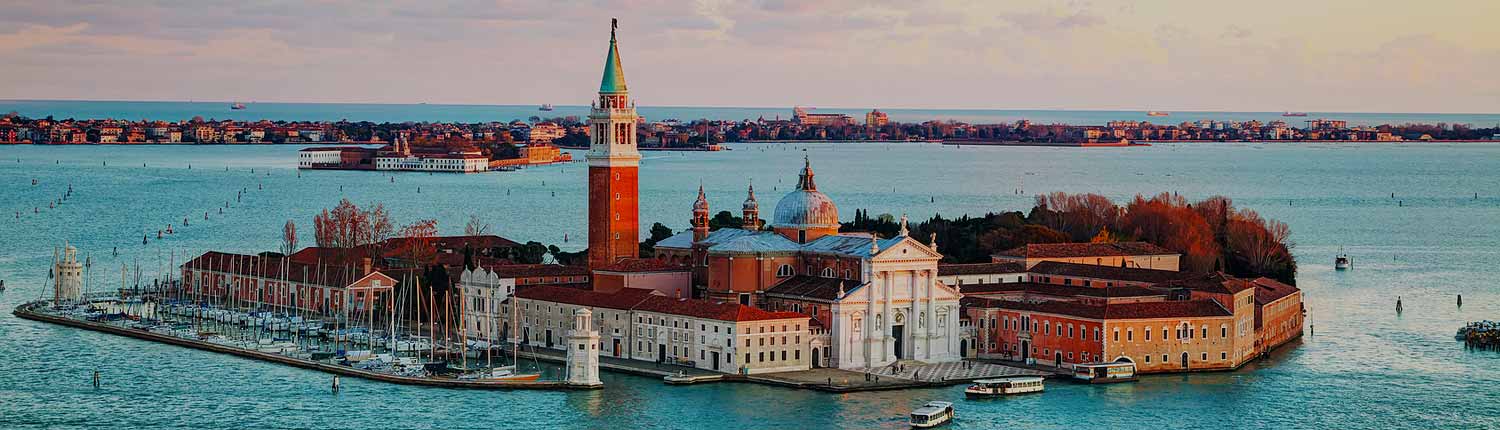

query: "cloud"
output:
1223 25 1253 39
0 0 1494 113
0 22 90 52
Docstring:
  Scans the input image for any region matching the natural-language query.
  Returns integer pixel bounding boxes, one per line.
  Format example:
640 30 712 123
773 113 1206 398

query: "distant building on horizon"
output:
866 109 889 127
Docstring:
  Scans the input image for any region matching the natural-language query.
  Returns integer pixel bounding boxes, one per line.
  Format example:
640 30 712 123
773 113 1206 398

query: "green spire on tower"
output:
600 18 628 94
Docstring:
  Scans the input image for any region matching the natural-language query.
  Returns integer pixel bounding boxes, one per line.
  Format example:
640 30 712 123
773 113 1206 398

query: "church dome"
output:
772 158 839 229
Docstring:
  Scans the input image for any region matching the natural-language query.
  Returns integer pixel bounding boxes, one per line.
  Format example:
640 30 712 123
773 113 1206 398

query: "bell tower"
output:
692 185 710 242
742 183 759 230
587 19 641 269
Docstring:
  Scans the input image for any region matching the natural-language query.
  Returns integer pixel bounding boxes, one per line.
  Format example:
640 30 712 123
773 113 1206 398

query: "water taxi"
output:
1072 361 1138 384
1335 248 1351 270
964 376 1045 398
909 401 954 428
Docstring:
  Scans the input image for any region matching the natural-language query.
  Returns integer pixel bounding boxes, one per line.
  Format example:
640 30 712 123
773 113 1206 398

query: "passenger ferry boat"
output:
1072 362 1138 384
1282 112 1309 117
538 104 554 111
964 376 1045 398
909 401 954 428
1146 111 1170 117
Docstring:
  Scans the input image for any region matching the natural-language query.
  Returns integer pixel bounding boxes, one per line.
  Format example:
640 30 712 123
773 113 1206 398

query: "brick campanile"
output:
587 20 641 269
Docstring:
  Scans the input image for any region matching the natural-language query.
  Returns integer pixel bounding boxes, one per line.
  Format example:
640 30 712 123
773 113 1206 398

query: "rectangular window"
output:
1221 352 1227 360
1221 326 1228 337
758 352 764 362
781 351 786 361
1146 329 1151 341
1127 330 1133 341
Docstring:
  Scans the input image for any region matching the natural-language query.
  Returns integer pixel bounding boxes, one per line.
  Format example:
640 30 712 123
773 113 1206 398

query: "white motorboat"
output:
1335 248 1351 271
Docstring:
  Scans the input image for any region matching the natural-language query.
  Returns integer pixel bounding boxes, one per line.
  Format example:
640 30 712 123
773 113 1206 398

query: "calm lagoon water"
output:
3 141 1500 429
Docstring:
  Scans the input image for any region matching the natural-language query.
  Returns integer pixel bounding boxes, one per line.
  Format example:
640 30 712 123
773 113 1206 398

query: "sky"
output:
0 0 1497 113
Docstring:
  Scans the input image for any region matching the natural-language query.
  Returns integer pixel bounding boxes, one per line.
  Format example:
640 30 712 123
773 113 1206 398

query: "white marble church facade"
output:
828 235 963 369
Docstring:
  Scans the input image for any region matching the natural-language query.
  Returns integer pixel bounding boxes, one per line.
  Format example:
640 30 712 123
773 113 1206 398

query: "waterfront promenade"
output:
18 296 1051 394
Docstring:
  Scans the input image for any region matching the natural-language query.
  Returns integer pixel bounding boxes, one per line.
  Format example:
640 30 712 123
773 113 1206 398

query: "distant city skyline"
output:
1 1 1497 114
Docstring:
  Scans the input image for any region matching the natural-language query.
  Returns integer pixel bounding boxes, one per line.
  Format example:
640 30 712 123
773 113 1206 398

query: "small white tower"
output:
565 308 602 387
54 243 83 304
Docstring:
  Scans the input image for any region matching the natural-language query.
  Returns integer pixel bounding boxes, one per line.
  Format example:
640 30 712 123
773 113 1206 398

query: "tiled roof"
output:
958 282 1164 299
938 262 1026 276
516 286 658 311
707 232 802 253
286 235 522 267
483 264 591 279
656 228 918 259
515 285 804 322
994 241 1176 259
1250 277 1300 304
1027 261 1188 284
183 251 369 287
594 258 689 273
800 233 907 258
765 275 850 301
1160 272 1254 295
634 296 807 322
654 228 760 250
963 298 1231 320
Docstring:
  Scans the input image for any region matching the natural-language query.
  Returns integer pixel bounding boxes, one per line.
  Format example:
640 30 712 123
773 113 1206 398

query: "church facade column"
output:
918 269 930 361
882 270 892 364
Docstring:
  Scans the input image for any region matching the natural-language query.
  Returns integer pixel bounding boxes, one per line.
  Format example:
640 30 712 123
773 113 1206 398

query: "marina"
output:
12 298 585 390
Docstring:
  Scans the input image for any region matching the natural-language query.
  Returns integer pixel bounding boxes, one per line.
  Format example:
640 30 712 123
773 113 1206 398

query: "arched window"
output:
821 267 834 278
776 264 794 277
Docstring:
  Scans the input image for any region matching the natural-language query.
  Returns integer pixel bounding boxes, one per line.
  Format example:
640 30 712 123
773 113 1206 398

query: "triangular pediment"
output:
871 236 942 261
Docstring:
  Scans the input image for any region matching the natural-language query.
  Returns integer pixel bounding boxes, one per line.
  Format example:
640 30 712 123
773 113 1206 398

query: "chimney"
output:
361 257 372 275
